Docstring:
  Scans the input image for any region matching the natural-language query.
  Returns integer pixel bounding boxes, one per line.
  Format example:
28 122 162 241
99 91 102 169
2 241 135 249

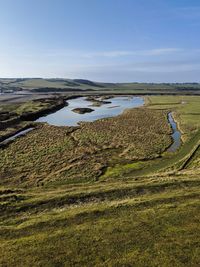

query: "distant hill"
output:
73 79 105 88
1 78 200 94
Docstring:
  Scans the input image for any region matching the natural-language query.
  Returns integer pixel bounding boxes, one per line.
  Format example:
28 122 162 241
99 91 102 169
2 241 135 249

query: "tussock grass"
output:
0 108 171 187
0 95 200 266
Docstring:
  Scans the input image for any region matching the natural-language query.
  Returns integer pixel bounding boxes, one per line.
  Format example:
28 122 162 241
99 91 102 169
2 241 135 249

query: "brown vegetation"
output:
0 108 171 187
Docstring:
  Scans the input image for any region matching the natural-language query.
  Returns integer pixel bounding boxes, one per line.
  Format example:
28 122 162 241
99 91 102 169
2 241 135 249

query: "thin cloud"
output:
82 48 182 58
7 47 193 60
63 60 200 77
63 60 200 83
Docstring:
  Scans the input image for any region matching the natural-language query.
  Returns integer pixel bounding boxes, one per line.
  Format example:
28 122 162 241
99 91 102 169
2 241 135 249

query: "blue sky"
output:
0 0 200 82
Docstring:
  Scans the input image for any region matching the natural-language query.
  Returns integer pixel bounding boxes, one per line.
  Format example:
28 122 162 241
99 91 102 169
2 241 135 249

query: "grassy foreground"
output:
0 95 200 266
0 175 200 266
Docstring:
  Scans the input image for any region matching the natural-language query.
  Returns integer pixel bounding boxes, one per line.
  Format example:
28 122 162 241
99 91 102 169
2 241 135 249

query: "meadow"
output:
0 95 200 266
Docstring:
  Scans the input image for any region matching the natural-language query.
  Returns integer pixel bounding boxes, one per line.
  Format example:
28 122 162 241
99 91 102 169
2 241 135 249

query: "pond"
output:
36 96 145 126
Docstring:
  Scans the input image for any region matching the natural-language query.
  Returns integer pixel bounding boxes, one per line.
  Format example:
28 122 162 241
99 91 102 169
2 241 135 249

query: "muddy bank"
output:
72 107 94 114
85 96 112 107
0 97 68 144
20 98 66 121
0 127 34 148
0 97 66 130
0 123 35 143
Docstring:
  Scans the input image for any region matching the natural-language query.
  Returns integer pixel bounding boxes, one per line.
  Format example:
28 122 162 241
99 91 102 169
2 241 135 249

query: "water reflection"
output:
36 96 144 126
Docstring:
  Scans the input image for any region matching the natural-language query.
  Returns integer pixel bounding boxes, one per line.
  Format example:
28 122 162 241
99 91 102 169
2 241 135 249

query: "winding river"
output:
167 112 182 152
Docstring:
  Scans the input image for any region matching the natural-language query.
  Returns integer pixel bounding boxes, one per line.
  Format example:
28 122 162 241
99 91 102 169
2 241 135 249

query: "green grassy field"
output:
0 95 200 266
0 174 199 266
147 96 200 138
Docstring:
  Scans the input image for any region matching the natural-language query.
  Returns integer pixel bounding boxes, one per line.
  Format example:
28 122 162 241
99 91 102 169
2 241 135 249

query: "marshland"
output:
0 84 200 266
1 0 200 265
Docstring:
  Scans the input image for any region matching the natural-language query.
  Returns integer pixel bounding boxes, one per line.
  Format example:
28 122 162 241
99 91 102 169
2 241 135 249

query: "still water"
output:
36 96 144 126
167 112 182 152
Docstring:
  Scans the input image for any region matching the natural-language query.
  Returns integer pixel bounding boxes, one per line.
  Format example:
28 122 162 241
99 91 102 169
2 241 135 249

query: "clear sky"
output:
0 0 200 82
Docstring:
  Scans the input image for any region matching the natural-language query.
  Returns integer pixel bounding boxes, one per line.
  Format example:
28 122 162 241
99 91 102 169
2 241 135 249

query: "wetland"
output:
0 93 200 267
36 96 144 126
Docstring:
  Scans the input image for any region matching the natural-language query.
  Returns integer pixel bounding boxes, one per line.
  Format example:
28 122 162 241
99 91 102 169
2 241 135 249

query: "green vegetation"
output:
1 78 200 94
0 175 199 266
0 98 65 118
0 94 200 266
0 97 65 141
148 95 200 139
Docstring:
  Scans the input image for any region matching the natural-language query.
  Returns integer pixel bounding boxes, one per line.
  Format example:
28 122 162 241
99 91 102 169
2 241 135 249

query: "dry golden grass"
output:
0 108 171 187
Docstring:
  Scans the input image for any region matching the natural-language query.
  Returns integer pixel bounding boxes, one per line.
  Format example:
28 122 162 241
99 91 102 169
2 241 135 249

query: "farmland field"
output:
0 94 200 266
